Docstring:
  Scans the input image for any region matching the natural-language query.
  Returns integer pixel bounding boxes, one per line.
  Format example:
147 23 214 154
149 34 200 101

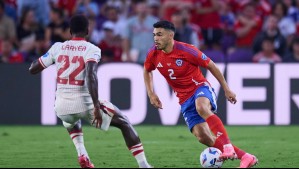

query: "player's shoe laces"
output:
219 144 237 161
78 155 95 168
239 153 258 168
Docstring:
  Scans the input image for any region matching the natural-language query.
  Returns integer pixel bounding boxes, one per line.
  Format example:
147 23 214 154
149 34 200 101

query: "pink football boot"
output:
219 144 237 161
239 153 258 168
78 155 95 168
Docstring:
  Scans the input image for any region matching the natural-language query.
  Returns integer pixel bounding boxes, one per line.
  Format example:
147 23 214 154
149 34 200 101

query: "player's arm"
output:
86 61 102 128
144 48 163 109
143 68 163 109
29 60 45 75
207 60 237 104
29 43 58 75
143 68 162 109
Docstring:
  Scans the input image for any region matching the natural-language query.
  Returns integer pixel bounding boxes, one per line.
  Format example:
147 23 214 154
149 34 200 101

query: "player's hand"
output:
225 90 237 104
149 93 163 109
92 103 102 128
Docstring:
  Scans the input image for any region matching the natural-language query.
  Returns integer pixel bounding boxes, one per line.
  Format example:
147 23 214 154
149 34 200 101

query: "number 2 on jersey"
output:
57 55 85 86
168 69 177 80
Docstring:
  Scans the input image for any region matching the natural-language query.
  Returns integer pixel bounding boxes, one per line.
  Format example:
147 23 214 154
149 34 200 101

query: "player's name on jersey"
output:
62 45 87 51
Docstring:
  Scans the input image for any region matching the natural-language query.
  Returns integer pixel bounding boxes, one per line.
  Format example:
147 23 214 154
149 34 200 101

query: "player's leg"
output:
85 101 152 168
195 86 258 166
190 120 248 161
58 114 94 168
190 120 257 167
195 85 238 160
194 99 257 167
110 106 152 168
181 89 217 148
197 97 252 159
191 122 216 146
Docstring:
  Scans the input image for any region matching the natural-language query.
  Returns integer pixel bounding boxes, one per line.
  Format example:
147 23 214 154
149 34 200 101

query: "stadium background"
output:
1 0 299 125
1 0 299 168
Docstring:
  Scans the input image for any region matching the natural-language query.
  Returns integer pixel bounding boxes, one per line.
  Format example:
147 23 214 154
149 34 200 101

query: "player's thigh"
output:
82 100 117 129
181 99 206 132
80 109 95 126
195 86 218 115
57 114 81 129
195 97 212 111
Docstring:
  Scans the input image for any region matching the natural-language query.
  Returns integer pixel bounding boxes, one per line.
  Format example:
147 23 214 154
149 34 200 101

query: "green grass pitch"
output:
0 126 298 168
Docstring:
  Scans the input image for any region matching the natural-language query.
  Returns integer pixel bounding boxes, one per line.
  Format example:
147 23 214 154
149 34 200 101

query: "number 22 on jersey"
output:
57 55 85 86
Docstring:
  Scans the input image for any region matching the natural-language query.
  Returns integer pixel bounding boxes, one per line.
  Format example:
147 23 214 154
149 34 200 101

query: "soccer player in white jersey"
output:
29 15 152 168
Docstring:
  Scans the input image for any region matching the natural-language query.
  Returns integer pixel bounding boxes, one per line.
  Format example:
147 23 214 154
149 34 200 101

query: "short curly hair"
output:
70 15 89 36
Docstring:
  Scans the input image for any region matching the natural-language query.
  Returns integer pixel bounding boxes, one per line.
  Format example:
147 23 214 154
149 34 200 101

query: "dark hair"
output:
0 0 5 10
51 7 64 18
132 0 146 4
263 36 275 43
272 2 287 16
153 21 176 33
105 6 118 13
20 7 33 25
70 15 89 36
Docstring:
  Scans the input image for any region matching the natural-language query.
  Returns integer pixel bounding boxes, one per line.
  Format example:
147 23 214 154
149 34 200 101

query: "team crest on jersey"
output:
176 59 183 66
42 52 49 58
202 53 207 60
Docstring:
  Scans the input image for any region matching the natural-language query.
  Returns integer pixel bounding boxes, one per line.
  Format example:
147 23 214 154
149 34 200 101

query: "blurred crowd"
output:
1 0 299 64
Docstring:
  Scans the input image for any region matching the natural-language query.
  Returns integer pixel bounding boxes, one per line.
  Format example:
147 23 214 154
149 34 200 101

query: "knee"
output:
194 132 215 147
112 114 130 129
63 121 75 129
119 114 130 125
196 104 210 116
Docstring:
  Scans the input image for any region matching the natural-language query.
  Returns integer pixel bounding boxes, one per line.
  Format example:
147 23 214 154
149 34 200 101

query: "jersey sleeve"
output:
38 43 60 68
86 46 101 63
189 50 211 68
144 48 156 71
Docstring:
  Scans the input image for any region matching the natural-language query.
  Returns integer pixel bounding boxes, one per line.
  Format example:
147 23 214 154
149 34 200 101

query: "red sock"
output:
213 139 246 159
206 115 231 145
233 145 246 159
213 138 223 152
129 143 144 157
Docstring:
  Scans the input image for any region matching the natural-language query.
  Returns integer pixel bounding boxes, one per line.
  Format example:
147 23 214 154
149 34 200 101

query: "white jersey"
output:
39 38 101 115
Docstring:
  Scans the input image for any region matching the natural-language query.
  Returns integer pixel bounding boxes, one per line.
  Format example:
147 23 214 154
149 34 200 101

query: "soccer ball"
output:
200 147 223 168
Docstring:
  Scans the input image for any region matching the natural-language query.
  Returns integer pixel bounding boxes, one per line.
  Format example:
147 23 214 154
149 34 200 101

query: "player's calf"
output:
110 108 152 168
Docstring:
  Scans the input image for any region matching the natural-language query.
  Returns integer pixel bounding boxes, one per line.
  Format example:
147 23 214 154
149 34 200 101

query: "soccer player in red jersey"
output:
144 21 258 168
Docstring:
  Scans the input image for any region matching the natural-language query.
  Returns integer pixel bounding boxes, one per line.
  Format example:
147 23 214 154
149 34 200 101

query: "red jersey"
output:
234 17 262 47
144 41 210 105
191 0 222 29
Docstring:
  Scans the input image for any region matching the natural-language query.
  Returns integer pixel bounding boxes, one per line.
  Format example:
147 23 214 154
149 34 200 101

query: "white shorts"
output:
57 100 116 131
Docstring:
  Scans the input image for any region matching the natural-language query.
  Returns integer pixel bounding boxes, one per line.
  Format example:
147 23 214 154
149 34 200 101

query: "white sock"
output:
129 143 151 168
70 132 89 157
